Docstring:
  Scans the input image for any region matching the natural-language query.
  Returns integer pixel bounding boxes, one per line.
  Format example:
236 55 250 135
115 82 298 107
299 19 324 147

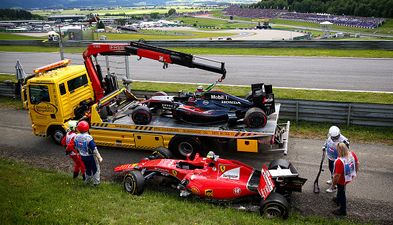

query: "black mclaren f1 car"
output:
131 83 275 128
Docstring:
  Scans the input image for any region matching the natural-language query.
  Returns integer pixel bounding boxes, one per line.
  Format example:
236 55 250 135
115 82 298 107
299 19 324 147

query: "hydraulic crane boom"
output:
83 41 226 101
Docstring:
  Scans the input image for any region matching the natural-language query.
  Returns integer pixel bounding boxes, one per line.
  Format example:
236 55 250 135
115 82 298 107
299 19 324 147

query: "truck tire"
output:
260 192 289 219
169 136 202 159
123 170 145 195
50 126 65 145
268 159 290 170
132 105 152 125
244 107 267 128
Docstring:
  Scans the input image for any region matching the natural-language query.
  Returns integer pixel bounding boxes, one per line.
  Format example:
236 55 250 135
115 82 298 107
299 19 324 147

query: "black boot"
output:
82 174 86 181
73 172 79 179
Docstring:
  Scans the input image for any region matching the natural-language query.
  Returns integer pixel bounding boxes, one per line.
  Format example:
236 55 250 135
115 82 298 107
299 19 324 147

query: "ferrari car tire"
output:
268 159 290 170
169 136 202 159
244 107 267 128
132 105 152 125
152 147 172 159
123 170 145 196
260 192 289 219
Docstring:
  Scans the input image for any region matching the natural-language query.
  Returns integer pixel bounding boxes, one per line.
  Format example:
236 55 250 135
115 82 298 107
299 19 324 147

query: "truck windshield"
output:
29 85 50 104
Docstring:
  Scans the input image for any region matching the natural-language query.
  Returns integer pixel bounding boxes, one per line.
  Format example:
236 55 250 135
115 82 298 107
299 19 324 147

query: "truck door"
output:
27 83 59 136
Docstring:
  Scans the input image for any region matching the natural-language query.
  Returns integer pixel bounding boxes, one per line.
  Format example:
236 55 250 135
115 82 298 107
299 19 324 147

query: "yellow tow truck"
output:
22 41 290 157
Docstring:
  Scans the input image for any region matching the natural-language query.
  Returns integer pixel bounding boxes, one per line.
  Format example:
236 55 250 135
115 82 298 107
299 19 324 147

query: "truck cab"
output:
22 60 95 143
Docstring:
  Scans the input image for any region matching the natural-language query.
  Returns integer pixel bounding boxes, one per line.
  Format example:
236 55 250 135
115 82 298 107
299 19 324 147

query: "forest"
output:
0 9 43 20
251 0 393 18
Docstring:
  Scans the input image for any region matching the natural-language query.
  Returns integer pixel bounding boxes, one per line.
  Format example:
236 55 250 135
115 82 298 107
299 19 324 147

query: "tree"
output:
96 21 105 29
115 18 126 26
150 12 160 19
168 8 176 16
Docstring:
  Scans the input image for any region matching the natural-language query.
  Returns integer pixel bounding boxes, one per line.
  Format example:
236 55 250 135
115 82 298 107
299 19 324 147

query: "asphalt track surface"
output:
0 108 392 224
1 52 393 92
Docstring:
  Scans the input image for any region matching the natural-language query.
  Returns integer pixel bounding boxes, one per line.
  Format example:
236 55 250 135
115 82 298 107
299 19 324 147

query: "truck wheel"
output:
268 159 290 170
152 147 172 159
123 170 145 195
50 126 65 145
132 105 152 125
244 107 267 128
260 192 289 219
169 136 202 159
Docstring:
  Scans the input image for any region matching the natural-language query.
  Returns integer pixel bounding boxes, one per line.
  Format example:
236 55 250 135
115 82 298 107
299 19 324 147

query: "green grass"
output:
290 121 393 145
31 6 208 17
0 97 23 109
0 33 46 40
131 81 393 104
97 30 233 40
1 45 393 58
169 47 393 58
0 159 358 225
1 73 392 104
173 16 254 29
0 74 17 82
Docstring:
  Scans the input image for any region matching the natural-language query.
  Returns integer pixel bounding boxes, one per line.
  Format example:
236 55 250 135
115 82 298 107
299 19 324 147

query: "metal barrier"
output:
0 81 17 98
1 40 393 50
277 99 393 127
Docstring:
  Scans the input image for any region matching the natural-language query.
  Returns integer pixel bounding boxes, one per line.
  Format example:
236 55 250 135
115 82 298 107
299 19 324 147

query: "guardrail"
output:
278 99 393 127
1 40 393 50
1 85 392 127
0 81 17 98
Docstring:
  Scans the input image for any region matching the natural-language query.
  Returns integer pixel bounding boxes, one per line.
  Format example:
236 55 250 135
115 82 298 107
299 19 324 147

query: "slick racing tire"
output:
132 105 152 125
244 107 267 128
123 170 145 196
152 147 173 159
260 192 289 219
169 135 202 159
268 159 290 170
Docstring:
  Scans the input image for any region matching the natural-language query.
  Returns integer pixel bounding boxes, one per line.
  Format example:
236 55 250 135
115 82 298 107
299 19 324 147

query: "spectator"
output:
332 143 359 216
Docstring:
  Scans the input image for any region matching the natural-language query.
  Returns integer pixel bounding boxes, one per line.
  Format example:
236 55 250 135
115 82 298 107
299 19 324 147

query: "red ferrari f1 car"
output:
114 148 306 219
131 82 275 128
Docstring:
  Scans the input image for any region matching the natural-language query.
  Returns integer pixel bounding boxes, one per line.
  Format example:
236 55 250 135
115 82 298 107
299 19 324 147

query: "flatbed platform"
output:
99 104 281 139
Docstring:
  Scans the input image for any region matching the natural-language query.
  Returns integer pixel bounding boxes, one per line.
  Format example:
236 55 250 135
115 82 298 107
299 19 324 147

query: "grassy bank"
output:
98 30 233 40
0 159 354 225
0 33 46 40
130 81 393 104
1 46 393 58
2 74 392 104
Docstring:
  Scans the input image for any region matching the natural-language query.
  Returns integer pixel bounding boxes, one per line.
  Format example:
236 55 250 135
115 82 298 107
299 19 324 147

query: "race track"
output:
1 52 392 92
